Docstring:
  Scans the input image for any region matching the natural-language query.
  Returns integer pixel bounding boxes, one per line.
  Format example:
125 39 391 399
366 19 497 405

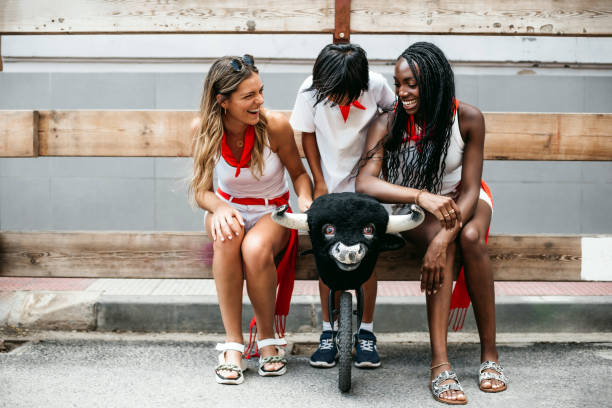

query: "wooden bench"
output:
1 0 611 283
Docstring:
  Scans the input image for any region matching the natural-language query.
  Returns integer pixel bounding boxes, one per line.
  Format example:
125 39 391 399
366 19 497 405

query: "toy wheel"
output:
337 291 353 392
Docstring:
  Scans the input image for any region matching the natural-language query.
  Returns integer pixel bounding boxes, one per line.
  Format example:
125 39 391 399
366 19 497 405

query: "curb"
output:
1 292 611 333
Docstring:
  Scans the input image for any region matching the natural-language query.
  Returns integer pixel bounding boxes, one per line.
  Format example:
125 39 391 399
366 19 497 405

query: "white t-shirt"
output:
290 71 396 193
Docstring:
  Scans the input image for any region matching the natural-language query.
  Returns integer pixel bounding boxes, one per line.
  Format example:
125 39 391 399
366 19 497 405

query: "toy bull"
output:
272 192 424 392
271 192 425 290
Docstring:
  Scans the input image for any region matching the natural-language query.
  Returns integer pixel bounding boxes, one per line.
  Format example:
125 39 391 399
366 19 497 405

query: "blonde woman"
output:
189 55 313 384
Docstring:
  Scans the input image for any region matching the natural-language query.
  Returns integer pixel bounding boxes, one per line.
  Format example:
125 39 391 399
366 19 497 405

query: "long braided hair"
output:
381 42 456 193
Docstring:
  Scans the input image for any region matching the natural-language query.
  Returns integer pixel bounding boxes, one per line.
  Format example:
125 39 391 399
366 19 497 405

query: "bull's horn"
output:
386 204 425 233
271 205 309 231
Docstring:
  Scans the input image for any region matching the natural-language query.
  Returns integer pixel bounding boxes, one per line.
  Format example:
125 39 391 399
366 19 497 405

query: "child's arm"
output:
302 131 328 198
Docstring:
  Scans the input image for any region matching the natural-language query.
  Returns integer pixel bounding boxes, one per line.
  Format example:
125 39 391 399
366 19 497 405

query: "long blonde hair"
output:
189 56 269 205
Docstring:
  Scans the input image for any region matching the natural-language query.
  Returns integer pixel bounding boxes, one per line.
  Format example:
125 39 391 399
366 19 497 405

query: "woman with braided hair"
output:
356 42 508 404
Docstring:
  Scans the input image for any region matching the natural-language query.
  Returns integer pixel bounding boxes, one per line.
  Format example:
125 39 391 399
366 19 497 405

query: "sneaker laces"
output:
358 339 375 352
319 338 335 351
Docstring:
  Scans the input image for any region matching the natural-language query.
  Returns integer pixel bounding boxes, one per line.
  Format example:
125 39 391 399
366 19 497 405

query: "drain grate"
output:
0 340 29 353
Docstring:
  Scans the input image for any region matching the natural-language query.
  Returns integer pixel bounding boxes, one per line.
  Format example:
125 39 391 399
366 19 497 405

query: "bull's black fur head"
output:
306 192 404 290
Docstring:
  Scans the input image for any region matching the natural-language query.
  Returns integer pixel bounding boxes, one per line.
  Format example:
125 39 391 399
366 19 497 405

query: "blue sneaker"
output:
309 330 338 368
354 329 381 368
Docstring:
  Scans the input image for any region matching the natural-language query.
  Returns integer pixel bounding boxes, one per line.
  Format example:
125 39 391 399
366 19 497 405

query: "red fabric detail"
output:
402 98 459 144
243 201 298 359
216 188 290 207
220 125 255 177
449 180 493 331
339 100 366 122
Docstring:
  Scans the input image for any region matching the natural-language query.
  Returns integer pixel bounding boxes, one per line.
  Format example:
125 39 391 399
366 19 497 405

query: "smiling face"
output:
394 58 420 115
219 72 264 126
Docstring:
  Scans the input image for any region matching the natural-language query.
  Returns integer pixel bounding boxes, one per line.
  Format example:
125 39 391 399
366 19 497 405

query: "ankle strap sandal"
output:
256 338 288 377
215 342 248 385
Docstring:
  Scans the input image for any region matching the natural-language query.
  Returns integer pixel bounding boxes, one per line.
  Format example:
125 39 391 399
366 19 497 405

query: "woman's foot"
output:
259 345 285 372
257 338 288 376
217 349 243 380
479 360 508 392
430 362 467 404
215 342 247 385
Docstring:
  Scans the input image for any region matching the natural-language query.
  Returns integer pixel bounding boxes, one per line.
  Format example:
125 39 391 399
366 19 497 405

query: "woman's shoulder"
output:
264 109 293 150
265 109 292 134
458 101 484 124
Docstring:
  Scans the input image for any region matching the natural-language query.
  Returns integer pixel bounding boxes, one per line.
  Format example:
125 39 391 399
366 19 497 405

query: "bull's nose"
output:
349 252 356 262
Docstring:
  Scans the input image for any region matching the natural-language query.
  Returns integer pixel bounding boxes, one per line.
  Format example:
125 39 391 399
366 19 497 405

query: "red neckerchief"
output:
339 100 366 122
402 98 459 144
220 125 255 177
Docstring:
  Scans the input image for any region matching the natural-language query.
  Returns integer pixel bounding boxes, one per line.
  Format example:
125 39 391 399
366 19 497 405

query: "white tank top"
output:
215 145 288 199
396 110 464 195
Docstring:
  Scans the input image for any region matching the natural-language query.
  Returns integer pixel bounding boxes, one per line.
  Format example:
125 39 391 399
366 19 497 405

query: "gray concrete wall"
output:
1 71 611 234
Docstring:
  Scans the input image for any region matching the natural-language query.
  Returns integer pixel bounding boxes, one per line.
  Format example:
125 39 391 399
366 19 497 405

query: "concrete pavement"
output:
0 331 611 408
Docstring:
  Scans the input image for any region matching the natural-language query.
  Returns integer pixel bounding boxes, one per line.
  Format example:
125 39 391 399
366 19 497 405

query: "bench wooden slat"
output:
351 0 612 36
34 110 612 160
2 1 610 36
0 231 583 281
0 0 335 34
0 111 38 157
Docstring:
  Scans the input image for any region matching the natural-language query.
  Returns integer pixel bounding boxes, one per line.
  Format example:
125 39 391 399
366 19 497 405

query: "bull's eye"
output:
322 224 336 239
363 224 375 239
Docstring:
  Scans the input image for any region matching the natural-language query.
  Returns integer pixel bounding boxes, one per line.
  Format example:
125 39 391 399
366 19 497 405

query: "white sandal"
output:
215 342 248 385
257 338 288 377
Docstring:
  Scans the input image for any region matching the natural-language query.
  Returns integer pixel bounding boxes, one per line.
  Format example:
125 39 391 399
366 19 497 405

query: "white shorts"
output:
205 194 278 232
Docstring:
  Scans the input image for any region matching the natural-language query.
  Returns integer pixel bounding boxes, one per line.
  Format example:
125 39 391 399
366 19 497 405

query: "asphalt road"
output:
1 334 611 408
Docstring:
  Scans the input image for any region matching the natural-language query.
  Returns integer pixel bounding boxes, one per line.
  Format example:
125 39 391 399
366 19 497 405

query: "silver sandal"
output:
479 360 509 393
215 342 248 385
430 369 467 405
257 338 288 377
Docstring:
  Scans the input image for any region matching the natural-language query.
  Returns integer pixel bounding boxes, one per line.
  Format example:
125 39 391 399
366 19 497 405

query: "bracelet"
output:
415 189 425 206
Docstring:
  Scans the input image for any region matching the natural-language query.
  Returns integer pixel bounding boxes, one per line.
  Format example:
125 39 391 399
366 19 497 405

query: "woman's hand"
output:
209 204 244 242
421 237 448 295
298 195 313 213
418 191 462 230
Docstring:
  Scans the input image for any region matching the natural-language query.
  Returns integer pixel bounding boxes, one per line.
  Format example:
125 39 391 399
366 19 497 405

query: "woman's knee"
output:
212 232 244 256
241 235 274 271
459 225 486 254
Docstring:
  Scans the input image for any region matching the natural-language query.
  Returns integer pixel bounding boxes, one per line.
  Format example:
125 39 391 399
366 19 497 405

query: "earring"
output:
223 107 227 115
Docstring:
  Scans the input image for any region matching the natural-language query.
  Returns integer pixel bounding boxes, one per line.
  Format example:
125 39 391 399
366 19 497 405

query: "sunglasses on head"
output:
230 54 255 72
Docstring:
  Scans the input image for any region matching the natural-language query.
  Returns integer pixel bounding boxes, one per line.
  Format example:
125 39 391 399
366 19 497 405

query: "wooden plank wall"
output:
2 110 611 160
0 111 38 157
0 232 583 281
1 0 610 36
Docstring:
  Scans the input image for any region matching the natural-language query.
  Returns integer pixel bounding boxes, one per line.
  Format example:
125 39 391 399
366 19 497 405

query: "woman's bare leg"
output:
241 214 290 371
402 214 466 402
459 200 503 390
206 213 245 378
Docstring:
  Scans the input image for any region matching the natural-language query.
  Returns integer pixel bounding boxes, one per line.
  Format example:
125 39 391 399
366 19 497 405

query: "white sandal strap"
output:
256 338 287 349
215 342 245 353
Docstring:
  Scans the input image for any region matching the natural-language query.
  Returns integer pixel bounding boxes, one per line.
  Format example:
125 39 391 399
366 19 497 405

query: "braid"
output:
382 42 456 194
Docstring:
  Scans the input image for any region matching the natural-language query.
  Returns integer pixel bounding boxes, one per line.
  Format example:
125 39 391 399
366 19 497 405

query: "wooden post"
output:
334 0 351 44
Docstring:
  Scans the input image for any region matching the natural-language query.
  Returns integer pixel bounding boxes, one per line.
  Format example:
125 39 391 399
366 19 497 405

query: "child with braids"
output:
356 42 508 404
290 43 395 369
